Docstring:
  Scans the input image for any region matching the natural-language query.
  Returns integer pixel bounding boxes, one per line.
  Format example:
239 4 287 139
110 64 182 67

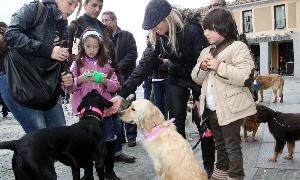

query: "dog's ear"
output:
96 94 113 109
77 95 89 112
139 110 153 131
140 105 164 131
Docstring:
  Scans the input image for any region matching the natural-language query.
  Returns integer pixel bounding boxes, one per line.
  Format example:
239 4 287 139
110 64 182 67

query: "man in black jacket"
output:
101 11 138 148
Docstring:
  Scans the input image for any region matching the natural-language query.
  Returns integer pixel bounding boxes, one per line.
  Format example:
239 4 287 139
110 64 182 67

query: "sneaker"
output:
104 170 120 180
2 111 8 118
114 153 135 163
127 138 136 147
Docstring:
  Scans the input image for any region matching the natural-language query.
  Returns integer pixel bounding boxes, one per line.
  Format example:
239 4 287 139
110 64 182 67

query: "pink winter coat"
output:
67 57 120 114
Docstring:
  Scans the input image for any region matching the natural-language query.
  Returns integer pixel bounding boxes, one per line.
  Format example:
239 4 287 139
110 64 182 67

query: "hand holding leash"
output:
61 71 73 87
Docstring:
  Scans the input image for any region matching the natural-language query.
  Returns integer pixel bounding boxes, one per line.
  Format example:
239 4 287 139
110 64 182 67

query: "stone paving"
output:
1 76 300 180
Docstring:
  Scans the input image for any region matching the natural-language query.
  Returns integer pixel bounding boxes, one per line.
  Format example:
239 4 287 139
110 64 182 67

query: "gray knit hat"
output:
142 0 172 30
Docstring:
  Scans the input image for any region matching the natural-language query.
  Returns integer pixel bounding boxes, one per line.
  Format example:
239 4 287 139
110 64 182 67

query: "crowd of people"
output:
0 0 257 179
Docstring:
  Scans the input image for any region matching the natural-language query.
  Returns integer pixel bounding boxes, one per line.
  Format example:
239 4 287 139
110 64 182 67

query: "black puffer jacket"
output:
5 0 68 70
111 27 137 81
119 21 208 99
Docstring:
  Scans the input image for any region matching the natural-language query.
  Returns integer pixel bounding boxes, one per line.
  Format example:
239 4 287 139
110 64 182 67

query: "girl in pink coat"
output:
67 28 120 179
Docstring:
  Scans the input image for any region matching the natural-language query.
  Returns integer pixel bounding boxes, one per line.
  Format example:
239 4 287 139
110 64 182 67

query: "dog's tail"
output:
0 140 17 151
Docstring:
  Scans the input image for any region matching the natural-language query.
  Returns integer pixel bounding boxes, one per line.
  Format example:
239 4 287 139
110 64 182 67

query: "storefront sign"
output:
247 33 291 44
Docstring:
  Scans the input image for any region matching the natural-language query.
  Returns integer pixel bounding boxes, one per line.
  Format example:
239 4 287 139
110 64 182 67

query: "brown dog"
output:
256 105 300 162
256 74 284 103
243 115 260 142
119 99 207 180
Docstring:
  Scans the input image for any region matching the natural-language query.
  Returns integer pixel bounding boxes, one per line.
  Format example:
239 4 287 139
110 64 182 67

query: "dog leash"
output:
272 115 298 128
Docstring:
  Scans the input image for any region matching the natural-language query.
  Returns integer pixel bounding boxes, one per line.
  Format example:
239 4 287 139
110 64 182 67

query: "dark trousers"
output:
193 106 215 176
124 123 137 141
152 79 168 119
207 109 244 179
167 85 190 138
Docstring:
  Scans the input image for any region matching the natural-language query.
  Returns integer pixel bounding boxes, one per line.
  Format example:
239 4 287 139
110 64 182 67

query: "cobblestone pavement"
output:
1 77 300 180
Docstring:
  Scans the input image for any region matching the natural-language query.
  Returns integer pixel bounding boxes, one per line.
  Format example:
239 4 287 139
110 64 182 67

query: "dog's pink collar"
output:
143 118 175 139
80 106 103 119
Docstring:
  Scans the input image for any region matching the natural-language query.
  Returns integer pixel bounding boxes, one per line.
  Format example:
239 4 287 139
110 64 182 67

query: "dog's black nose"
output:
118 111 124 116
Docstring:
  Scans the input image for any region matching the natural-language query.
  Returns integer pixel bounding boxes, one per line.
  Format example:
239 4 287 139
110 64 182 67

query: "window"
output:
242 10 253 33
274 4 286 29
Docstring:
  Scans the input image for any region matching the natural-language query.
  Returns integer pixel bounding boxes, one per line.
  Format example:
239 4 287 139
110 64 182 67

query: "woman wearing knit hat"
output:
108 0 215 176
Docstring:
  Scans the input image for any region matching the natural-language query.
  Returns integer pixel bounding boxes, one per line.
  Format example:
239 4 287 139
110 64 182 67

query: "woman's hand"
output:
61 72 73 87
51 46 69 61
106 95 124 114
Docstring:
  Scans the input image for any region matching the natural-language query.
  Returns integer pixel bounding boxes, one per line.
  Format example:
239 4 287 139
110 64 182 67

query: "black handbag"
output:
4 49 62 110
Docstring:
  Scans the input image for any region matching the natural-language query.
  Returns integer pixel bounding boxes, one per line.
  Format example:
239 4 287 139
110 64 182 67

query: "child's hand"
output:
77 74 95 84
206 57 220 71
101 74 108 86
200 60 209 71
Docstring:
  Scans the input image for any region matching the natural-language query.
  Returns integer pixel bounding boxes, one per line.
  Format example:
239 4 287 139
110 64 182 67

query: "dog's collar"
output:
80 106 103 119
143 118 175 139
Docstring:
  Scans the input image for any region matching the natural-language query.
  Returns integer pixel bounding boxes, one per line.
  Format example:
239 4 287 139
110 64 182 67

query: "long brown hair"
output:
75 28 109 75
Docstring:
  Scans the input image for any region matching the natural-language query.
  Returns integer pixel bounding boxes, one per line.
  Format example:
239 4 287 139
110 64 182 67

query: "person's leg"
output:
44 104 66 127
222 119 245 179
124 123 137 147
152 80 167 118
167 85 189 138
193 106 215 177
0 73 46 133
0 92 9 117
113 115 135 163
163 79 169 119
142 80 148 99
208 109 229 179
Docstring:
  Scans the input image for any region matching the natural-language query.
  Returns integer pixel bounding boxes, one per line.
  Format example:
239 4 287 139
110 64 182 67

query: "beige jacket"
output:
191 41 256 126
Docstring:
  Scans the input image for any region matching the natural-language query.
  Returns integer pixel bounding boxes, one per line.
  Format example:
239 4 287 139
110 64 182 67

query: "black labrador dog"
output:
0 89 112 180
256 105 300 162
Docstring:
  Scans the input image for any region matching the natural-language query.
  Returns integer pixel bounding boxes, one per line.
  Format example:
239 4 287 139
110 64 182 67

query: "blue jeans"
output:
152 79 168 118
102 116 118 142
0 73 66 133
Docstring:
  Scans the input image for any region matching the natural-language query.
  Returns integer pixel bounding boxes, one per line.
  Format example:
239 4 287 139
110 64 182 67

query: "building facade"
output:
228 0 300 76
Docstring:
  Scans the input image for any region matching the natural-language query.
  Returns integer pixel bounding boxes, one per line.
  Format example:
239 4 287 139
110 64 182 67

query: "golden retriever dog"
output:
256 74 284 103
119 99 207 180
